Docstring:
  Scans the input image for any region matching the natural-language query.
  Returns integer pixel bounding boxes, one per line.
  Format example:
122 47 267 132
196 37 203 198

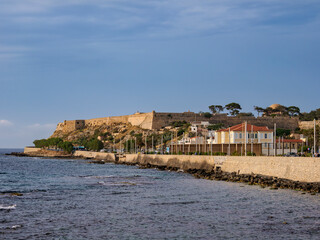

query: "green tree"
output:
287 106 300 117
274 105 289 115
47 138 63 149
225 102 242 116
203 112 212 118
276 128 291 137
208 105 224 114
237 112 254 117
58 141 74 153
254 106 265 117
207 123 224 130
33 139 49 148
87 139 104 151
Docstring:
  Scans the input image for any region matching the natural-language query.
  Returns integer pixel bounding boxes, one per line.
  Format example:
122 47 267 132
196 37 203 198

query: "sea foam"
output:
0 204 16 210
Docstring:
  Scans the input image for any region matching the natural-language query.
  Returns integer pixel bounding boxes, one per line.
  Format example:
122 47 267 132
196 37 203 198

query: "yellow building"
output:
214 123 273 147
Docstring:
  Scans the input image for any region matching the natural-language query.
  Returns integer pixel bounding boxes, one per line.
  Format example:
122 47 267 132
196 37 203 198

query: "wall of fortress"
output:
299 120 320 130
209 116 299 130
152 112 208 129
55 111 318 134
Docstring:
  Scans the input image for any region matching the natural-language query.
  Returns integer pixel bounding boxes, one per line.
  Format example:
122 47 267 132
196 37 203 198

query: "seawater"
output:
0 149 319 240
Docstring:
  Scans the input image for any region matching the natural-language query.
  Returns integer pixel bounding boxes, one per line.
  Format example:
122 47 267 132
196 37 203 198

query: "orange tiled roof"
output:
217 123 273 132
276 139 303 143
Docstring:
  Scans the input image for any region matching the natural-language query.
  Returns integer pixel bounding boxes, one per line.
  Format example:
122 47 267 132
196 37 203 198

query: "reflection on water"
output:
0 149 320 239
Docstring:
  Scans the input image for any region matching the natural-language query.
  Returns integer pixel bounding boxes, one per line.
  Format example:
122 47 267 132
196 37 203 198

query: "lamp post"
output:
274 123 277 156
244 122 247 156
314 119 316 156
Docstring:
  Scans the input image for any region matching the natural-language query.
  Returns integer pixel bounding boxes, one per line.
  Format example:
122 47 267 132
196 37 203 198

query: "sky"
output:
1 0 320 148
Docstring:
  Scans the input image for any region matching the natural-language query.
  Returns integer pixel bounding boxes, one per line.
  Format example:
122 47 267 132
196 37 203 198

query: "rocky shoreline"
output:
7 151 74 159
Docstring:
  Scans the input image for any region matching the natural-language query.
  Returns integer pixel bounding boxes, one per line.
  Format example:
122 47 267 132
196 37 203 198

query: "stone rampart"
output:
209 116 299 130
53 111 302 135
299 120 320 130
152 112 208 129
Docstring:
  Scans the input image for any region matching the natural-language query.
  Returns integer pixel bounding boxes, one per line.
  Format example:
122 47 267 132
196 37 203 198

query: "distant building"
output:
214 123 273 146
190 121 210 132
178 136 205 145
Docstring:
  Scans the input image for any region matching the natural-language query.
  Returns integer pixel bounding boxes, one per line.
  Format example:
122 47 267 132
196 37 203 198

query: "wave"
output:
150 201 199 206
0 204 16 210
80 175 142 179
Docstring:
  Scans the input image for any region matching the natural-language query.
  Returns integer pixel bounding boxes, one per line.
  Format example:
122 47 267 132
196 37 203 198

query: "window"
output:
255 133 258 138
239 133 242 139
265 133 268 139
265 143 267 147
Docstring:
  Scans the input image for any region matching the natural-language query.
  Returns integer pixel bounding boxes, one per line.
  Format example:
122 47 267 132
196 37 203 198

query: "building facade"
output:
214 123 274 146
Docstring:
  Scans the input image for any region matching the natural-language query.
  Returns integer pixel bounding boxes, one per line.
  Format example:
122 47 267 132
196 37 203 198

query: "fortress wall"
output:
54 112 301 134
299 120 320 130
209 116 299 130
128 112 154 130
85 117 109 127
56 120 77 132
153 112 209 129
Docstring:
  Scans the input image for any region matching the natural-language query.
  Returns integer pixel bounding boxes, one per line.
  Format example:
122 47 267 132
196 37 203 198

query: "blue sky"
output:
1 0 320 148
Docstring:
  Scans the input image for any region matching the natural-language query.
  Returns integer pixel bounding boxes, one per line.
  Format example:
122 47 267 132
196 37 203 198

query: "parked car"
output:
284 152 299 157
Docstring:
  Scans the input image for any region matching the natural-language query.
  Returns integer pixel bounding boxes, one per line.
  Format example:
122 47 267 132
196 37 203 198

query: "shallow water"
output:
0 149 320 239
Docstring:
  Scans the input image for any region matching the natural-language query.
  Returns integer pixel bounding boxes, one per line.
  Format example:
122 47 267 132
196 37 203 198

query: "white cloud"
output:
0 119 14 127
1 0 318 38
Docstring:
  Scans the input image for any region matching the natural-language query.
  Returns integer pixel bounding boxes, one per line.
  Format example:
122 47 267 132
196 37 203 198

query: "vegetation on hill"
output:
33 138 74 153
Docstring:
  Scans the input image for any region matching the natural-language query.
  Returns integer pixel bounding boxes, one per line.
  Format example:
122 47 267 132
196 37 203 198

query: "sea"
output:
0 149 320 239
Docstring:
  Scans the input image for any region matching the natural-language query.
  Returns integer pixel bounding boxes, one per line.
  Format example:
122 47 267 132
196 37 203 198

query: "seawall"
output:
73 151 320 183
73 151 115 161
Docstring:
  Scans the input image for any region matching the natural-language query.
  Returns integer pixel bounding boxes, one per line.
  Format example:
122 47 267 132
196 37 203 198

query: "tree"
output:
33 139 49 148
207 123 224 130
263 107 273 116
274 105 289 116
47 138 63 149
203 112 212 118
254 106 265 117
87 139 104 151
237 112 254 117
208 105 224 114
287 106 300 117
276 128 291 137
58 141 74 153
225 102 242 116
300 108 320 121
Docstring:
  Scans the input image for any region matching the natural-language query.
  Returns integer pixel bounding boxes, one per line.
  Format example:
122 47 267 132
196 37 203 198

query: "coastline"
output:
9 149 320 194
